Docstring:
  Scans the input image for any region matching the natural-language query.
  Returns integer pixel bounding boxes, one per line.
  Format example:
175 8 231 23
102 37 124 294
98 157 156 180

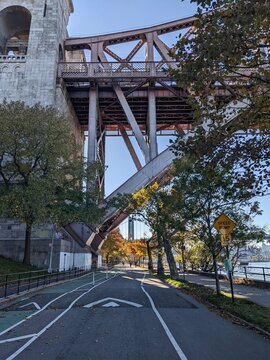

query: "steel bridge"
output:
60 15 247 257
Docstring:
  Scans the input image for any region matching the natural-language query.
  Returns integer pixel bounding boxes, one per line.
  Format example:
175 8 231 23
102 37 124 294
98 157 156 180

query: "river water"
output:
234 261 270 282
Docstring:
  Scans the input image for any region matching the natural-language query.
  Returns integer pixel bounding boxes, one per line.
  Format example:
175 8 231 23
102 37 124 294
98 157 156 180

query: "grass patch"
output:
0 256 39 283
166 277 270 334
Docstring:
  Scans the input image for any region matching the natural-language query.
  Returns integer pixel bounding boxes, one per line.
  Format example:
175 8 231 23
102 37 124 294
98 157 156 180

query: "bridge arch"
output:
0 5 32 55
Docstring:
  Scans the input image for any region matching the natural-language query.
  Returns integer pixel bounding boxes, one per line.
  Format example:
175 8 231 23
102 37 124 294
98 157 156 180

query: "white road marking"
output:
5 274 117 360
141 273 146 286
0 334 37 344
0 271 108 337
141 274 189 360
84 297 143 308
19 297 29 302
102 301 120 307
19 302 41 310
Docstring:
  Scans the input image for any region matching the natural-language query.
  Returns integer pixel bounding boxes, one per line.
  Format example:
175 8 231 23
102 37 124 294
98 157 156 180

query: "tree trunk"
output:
157 234 164 276
181 242 186 273
146 240 153 271
163 236 179 280
213 255 221 294
23 221 32 265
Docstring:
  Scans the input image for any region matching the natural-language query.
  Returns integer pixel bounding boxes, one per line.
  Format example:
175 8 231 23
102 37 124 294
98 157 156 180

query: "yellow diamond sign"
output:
213 213 236 235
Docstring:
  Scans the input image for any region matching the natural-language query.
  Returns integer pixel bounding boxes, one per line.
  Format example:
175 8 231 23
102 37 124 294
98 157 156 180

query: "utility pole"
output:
48 222 55 273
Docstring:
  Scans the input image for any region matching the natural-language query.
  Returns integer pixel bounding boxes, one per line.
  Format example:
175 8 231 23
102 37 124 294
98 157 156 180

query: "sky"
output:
68 0 269 232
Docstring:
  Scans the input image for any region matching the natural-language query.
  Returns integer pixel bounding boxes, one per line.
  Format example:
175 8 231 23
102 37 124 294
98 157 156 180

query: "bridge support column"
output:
148 88 158 159
146 33 157 76
88 87 98 163
146 33 154 61
97 125 106 198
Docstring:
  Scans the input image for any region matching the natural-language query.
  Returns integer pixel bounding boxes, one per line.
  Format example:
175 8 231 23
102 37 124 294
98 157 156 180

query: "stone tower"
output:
0 0 82 140
0 0 86 268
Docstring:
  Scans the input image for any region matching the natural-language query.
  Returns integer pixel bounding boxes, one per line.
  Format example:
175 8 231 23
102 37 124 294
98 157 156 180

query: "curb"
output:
162 277 270 340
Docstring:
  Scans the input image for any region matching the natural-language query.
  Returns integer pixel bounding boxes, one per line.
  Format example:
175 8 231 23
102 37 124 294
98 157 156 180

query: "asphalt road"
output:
0 268 269 360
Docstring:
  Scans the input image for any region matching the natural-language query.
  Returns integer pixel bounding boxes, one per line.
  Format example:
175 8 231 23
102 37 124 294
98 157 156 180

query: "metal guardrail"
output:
215 265 270 283
188 265 270 283
235 266 270 283
0 266 94 299
58 61 173 79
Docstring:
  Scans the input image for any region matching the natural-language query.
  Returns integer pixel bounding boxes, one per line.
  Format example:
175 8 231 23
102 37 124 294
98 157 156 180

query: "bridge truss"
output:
59 15 247 256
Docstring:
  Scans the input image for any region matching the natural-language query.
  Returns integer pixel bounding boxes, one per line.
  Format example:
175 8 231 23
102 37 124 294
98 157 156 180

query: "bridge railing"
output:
0 55 27 62
58 61 174 79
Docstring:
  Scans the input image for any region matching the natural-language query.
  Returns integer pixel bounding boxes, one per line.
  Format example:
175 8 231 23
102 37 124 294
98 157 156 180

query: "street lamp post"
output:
64 253 66 271
48 222 55 273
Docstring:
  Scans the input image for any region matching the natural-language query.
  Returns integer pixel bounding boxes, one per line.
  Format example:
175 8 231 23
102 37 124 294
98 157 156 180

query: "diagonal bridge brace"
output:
64 100 249 253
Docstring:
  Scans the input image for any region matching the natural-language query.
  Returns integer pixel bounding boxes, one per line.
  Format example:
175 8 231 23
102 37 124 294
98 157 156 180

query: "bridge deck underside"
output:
67 85 194 132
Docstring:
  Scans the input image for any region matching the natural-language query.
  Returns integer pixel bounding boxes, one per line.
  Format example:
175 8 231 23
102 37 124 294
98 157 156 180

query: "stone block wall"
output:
0 218 92 269
0 0 83 146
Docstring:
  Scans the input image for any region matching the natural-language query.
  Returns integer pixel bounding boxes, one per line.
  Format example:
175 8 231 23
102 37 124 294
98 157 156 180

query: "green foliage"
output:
0 102 102 263
171 155 264 292
174 233 214 271
0 256 38 276
101 229 126 264
175 0 270 120
124 183 184 240
171 0 270 195
172 157 260 256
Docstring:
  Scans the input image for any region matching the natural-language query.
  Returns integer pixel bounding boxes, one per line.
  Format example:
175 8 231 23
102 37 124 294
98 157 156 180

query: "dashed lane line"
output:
0 271 109 337
5 273 118 360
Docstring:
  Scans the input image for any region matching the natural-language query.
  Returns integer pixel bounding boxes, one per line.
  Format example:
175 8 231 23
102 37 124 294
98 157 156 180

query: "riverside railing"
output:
0 266 94 300
188 265 270 284
234 265 270 283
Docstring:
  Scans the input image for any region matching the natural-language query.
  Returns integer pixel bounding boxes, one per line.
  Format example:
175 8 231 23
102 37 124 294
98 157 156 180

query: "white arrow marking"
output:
19 302 41 310
102 301 120 308
0 334 37 344
84 297 143 308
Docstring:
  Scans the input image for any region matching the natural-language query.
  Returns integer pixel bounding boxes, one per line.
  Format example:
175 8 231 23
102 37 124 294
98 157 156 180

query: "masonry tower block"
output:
0 0 82 142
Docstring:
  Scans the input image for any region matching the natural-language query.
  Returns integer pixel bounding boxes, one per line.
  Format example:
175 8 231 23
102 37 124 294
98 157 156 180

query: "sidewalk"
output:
184 273 270 309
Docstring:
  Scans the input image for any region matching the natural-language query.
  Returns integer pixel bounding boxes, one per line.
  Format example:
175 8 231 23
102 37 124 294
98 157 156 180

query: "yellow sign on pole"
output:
220 233 232 247
213 213 236 302
213 213 236 235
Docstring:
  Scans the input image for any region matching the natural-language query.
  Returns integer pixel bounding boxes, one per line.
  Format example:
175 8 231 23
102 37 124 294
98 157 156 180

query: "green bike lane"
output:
0 269 269 360
0 271 112 335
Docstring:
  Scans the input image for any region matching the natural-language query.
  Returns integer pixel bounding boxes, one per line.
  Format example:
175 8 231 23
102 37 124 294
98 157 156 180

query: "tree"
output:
171 0 270 196
101 228 126 265
174 235 215 272
0 102 102 264
126 183 183 279
123 240 148 266
172 156 262 293
174 0 270 123
225 216 265 274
